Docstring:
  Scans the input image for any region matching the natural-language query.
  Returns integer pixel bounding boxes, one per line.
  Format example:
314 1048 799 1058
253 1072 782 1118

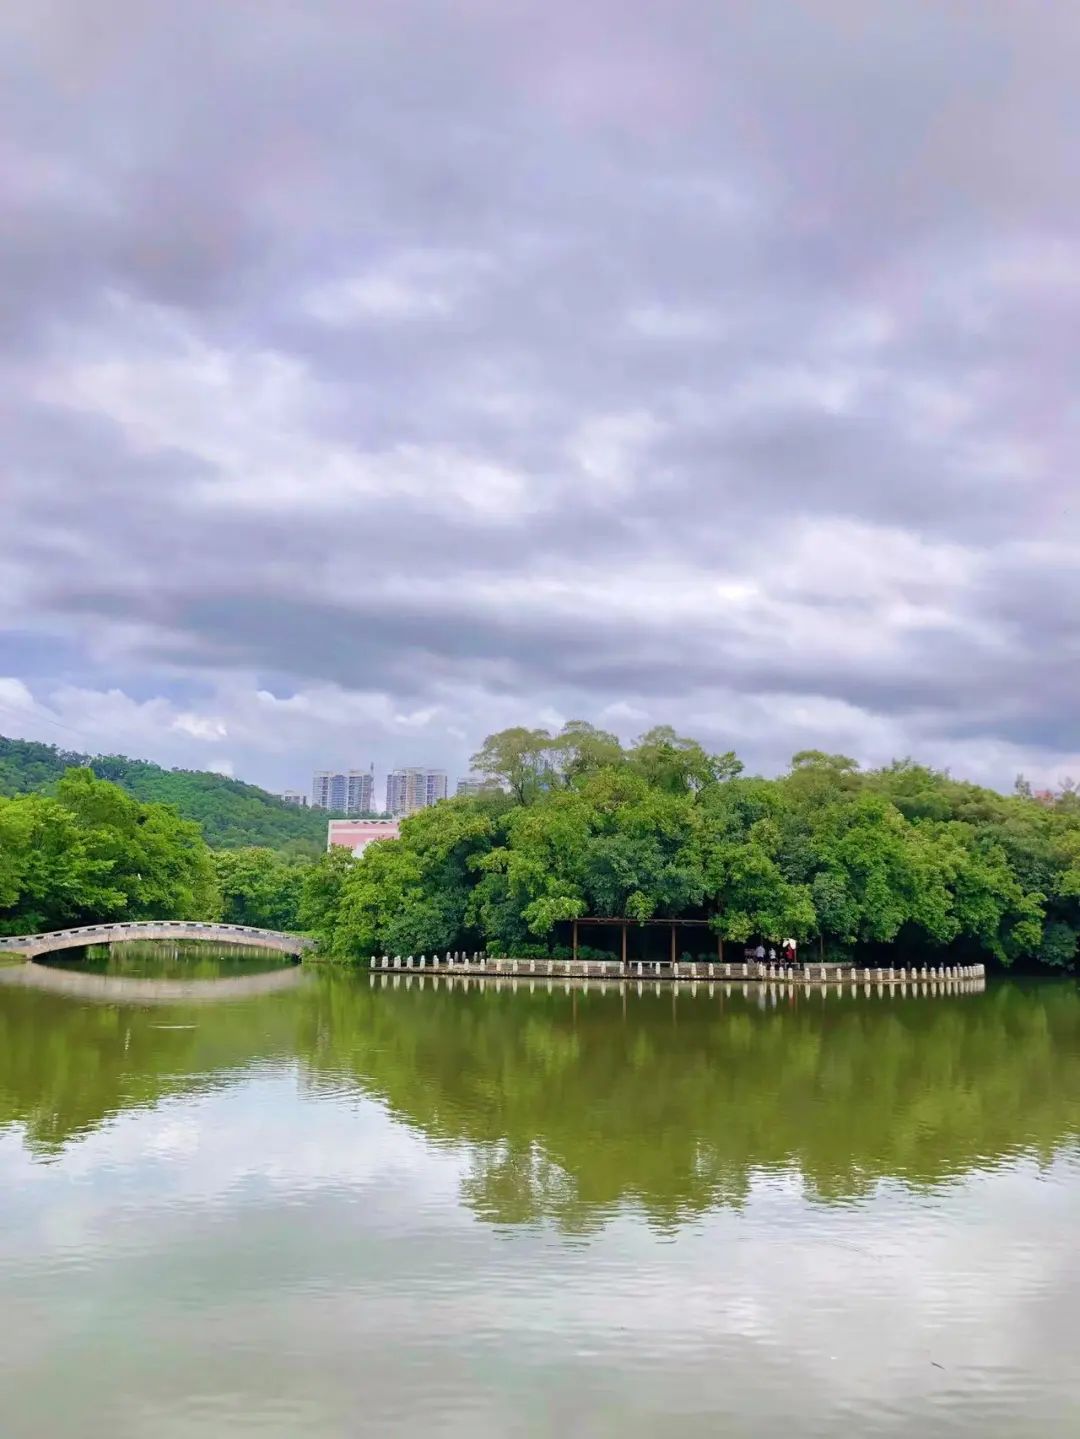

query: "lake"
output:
1 946 1078 1437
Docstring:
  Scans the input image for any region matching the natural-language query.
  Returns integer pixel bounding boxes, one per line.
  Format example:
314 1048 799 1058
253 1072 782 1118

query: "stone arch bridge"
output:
0 920 313 962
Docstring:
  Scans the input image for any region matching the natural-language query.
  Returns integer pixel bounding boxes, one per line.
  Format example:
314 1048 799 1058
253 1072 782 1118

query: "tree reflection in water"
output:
1 957 1078 1231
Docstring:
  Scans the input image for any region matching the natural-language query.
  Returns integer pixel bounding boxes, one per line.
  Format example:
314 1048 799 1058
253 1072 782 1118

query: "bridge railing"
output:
0 920 312 950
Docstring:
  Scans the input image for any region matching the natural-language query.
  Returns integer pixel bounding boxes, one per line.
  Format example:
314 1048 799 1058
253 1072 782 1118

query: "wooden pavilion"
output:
570 917 724 967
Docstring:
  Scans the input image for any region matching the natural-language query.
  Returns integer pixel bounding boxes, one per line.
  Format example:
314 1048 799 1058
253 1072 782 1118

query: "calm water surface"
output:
1 946 1078 1437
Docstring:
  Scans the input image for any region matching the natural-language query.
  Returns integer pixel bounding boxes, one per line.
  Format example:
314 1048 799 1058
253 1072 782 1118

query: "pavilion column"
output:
670 923 676 967
572 919 578 961
621 923 627 973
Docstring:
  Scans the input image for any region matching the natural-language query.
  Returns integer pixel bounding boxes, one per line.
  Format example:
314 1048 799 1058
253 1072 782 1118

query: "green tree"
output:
212 847 308 931
629 726 741 794
298 845 356 950
315 801 496 959
1038 920 1078 969
55 768 220 921
470 726 558 804
0 770 221 933
0 793 123 934
550 721 625 783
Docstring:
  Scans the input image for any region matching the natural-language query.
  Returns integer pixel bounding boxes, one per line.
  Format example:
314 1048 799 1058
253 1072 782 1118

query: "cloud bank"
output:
2 1 1078 791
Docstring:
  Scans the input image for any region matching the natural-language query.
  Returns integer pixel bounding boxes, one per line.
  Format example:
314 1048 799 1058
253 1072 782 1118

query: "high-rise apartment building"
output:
385 767 448 816
425 769 448 808
347 767 375 814
312 765 375 814
280 790 308 807
456 774 496 797
312 771 344 811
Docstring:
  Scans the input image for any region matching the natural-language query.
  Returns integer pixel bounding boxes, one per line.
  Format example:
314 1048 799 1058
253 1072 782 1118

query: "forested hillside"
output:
0 736 331 855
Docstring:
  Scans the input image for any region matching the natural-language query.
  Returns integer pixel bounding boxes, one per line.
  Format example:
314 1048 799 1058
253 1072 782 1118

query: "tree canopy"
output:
304 722 1080 971
1 768 220 934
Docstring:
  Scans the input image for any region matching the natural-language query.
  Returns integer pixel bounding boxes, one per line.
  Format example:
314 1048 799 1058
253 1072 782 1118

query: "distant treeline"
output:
301 723 1080 971
0 735 335 855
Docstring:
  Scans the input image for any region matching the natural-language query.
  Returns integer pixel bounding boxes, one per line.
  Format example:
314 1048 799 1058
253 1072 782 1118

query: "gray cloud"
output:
2 0 1079 791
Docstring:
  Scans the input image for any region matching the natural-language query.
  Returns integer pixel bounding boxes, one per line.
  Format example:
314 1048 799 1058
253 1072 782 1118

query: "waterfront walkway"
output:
370 971 986 1000
365 952 986 987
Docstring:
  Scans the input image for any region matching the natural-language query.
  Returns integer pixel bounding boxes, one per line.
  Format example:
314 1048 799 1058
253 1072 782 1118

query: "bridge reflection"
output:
0 958 308 1006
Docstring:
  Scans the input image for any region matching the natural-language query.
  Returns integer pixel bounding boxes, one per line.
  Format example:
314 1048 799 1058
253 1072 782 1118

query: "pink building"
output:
327 818 400 855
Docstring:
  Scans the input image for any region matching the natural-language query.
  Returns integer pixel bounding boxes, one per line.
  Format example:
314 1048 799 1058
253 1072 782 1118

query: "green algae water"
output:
1 950 1078 1437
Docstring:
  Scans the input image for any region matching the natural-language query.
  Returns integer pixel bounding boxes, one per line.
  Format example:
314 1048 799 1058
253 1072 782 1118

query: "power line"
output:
0 696 96 750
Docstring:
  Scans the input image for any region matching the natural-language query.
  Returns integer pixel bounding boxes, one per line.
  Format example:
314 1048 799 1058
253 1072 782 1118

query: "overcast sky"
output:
2 1 1078 796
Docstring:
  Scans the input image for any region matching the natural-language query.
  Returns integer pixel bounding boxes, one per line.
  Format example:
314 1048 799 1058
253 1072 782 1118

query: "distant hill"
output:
0 735 348 856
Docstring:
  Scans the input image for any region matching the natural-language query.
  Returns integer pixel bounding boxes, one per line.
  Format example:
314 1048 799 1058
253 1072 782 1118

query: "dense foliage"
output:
302 723 1080 970
0 768 220 933
0 735 342 855
212 847 307 932
0 758 317 936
